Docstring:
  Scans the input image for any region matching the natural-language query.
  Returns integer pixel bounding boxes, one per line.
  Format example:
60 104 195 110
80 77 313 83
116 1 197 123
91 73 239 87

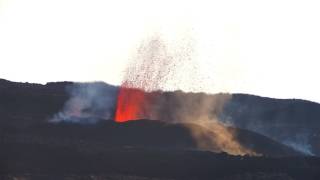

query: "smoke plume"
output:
50 82 118 124
220 97 315 155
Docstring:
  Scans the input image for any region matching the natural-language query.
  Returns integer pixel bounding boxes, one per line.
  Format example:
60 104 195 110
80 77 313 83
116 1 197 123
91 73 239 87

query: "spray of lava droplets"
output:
115 37 174 122
113 35 256 155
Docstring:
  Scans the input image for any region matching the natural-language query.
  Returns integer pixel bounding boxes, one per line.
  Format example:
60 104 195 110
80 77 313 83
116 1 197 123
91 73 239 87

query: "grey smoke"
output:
220 97 315 155
220 115 314 155
50 82 118 124
284 139 313 156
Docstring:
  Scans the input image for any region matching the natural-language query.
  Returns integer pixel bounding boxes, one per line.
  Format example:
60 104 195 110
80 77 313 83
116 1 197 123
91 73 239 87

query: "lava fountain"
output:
113 34 256 155
115 37 172 122
115 85 148 122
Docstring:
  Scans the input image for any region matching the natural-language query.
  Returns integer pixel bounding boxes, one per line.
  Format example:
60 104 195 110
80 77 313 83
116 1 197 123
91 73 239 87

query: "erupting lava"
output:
114 37 172 122
113 35 255 155
115 84 148 122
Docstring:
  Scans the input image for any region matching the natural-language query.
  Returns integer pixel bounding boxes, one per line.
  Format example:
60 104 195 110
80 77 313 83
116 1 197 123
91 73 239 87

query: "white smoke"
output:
50 82 118 124
283 133 314 156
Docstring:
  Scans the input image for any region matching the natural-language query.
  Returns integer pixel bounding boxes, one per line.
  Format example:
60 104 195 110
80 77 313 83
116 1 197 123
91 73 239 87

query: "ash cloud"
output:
50 82 118 124
144 91 255 155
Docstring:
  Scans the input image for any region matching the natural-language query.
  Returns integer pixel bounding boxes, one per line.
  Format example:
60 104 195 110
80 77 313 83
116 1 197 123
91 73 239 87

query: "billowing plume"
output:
146 91 255 155
50 82 118 124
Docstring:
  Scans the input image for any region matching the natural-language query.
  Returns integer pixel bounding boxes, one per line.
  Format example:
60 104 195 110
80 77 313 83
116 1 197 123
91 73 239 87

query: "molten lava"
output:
113 35 255 155
114 37 171 122
115 85 147 122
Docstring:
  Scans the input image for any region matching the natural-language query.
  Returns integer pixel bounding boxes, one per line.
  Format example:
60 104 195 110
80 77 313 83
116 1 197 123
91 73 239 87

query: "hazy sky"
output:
0 0 320 102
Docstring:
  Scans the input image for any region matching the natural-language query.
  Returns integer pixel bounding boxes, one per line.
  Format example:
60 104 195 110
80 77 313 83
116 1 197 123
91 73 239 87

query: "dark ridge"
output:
0 79 320 179
4 118 299 157
0 78 317 155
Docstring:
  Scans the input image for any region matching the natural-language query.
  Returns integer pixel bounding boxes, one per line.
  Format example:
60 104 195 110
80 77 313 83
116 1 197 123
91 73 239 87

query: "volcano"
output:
0 79 320 180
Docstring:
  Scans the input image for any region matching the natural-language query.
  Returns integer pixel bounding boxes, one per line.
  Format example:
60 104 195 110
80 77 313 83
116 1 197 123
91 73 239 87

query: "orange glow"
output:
114 37 171 122
115 85 147 122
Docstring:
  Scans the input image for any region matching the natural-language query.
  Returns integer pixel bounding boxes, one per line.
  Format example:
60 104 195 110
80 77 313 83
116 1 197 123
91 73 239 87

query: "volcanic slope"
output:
2 119 301 156
1 120 319 180
0 78 315 156
1 79 320 179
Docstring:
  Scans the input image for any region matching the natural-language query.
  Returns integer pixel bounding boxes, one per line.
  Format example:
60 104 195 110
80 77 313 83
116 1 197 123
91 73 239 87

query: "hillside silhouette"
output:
0 79 320 180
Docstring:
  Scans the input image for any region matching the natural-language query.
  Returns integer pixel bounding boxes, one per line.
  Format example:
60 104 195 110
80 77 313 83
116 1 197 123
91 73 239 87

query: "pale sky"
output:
0 0 320 102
